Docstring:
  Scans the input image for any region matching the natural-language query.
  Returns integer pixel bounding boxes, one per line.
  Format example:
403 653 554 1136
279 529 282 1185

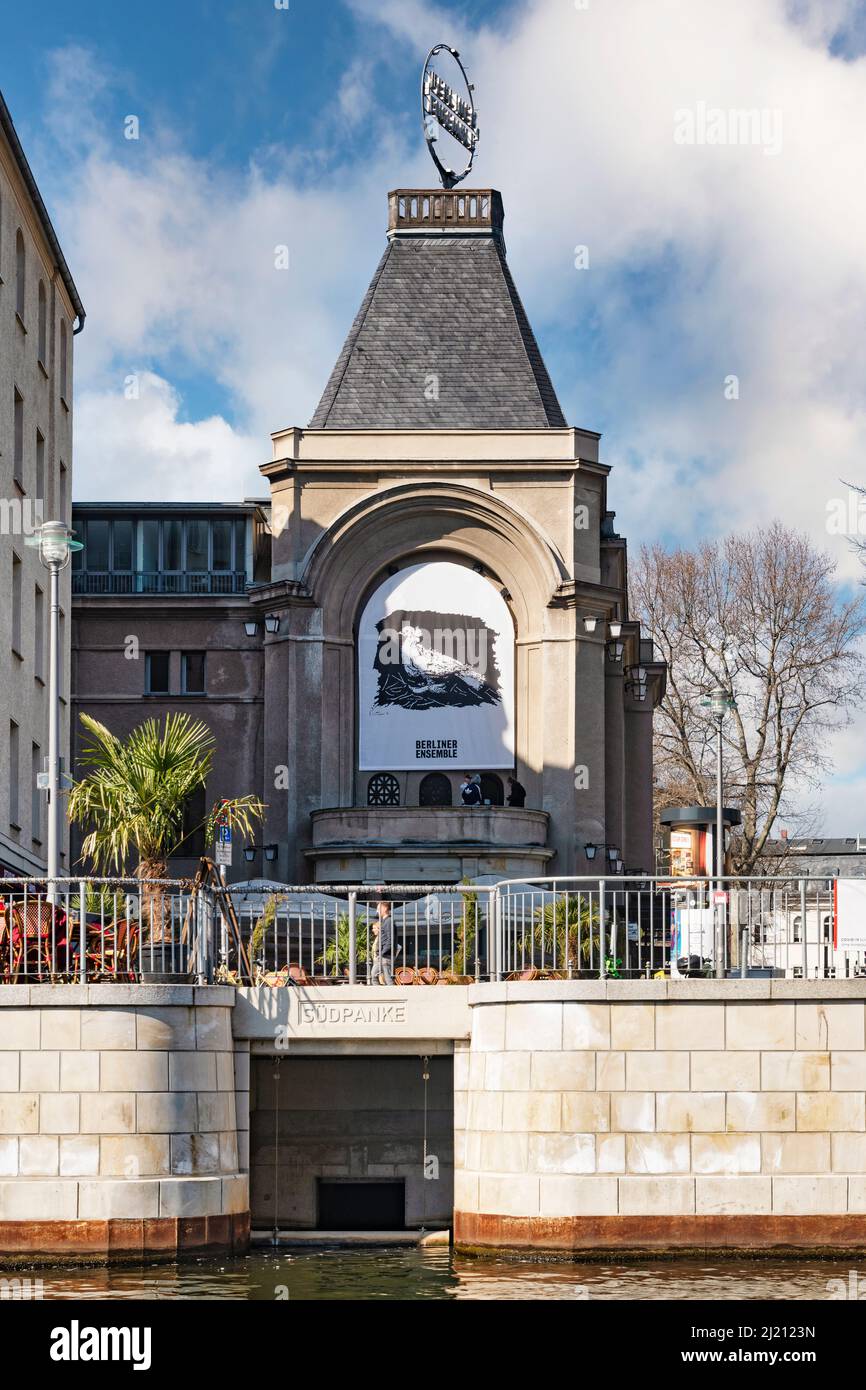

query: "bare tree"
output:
630 523 865 873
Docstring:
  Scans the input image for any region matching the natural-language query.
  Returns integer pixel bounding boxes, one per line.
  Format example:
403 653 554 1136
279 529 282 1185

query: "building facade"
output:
72 187 664 885
0 91 84 878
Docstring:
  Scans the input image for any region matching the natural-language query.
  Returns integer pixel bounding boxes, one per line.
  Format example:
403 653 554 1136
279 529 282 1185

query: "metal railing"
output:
72 571 247 596
0 874 861 985
0 878 211 982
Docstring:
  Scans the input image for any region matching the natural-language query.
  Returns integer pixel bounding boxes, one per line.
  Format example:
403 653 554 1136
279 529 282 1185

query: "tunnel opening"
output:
250 1054 454 1231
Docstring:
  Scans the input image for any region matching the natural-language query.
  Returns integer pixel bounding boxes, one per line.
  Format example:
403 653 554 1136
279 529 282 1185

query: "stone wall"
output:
0 985 248 1260
455 981 866 1254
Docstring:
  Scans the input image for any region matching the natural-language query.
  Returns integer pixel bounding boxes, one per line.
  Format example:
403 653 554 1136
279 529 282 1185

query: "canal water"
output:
19 1249 862 1300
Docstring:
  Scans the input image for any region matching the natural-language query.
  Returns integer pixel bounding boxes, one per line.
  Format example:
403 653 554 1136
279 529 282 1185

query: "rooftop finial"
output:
421 44 479 189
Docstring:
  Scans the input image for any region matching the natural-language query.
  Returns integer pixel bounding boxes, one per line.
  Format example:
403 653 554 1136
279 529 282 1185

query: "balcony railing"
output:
72 571 248 596
0 874 860 985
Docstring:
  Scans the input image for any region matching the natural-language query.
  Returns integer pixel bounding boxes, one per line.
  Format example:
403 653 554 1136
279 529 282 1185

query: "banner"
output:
358 561 515 770
834 878 866 951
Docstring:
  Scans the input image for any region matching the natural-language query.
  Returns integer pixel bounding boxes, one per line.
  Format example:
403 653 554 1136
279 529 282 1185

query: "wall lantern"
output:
244 620 259 637
584 842 598 861
263 844 278 863
607 639 624 663
243 845 256 863
608 620 622 639
264 613 281 635
583 616 598 634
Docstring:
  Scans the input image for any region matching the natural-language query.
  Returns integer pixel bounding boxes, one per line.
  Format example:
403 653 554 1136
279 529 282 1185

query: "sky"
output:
3 0 866 833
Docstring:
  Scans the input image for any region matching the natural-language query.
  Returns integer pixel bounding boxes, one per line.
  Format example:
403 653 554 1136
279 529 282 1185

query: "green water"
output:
18 1249 862 1300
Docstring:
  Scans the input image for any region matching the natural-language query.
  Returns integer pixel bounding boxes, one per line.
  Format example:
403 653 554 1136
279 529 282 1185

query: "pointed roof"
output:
310 189 566 431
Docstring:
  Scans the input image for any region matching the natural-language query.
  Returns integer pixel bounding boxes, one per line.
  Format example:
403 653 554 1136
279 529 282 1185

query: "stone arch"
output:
303 481 566 646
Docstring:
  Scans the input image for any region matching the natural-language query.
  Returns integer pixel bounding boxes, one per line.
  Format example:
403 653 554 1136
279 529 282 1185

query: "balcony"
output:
72 571 248 597
307 805 553 883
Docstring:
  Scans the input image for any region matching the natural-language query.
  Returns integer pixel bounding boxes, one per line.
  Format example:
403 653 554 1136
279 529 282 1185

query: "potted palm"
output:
67 712 265 977
518 894 603 978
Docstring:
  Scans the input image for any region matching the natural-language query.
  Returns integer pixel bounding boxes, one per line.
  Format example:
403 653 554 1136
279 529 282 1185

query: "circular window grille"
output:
367 773 400 806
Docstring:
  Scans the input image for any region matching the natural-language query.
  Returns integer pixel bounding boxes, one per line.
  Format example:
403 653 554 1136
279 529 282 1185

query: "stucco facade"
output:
0 92 82 878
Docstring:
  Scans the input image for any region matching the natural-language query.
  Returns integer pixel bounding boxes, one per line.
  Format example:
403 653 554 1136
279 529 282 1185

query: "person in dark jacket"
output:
369 899 394 984
506 775 527 807
460 773 482 806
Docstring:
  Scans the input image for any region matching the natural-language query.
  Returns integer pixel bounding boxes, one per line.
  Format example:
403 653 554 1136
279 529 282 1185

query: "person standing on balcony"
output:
369 899 394 985
460 773 482 806
507 775 526 807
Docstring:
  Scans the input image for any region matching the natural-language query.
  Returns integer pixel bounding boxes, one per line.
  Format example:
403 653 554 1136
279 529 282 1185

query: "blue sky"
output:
3 0 866 831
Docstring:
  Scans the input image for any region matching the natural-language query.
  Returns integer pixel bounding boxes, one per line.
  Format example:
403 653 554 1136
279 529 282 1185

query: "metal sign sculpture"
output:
421 43 479 188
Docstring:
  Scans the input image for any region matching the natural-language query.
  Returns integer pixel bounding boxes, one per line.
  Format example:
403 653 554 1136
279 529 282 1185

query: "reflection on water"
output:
24 1249 859 1301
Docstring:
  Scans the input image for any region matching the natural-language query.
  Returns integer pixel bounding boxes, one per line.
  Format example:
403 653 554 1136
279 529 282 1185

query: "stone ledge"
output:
453 1209 866 1255
468 981 866 1004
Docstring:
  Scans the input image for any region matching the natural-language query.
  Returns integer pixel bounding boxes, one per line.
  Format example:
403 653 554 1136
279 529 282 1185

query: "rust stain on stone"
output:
454 1211 866 1257
0 1214 248 1266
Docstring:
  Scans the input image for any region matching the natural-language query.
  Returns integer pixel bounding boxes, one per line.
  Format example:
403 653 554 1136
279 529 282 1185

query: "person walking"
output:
506 775 526 807
369 899 394 985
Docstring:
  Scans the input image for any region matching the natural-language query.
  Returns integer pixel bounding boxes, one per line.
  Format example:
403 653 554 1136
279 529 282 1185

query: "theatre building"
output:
72 187 665 884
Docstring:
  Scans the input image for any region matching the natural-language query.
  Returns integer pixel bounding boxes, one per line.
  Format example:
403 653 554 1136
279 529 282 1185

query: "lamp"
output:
264 613 280 635
700 685 737 979
583 616 598 634
584 842 598 862
607 639 624 663
243 846 256 864
264 844 278 863
25 521 84 902
608 620 622 639
244 620 258 637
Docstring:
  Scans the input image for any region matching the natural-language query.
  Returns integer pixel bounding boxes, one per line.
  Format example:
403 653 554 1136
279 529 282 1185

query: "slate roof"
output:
309 233 567 430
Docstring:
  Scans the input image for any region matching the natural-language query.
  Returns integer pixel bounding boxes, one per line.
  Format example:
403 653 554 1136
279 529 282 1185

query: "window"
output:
140 518 159 572
34 585 44 681
31 744 41 844
9 722 20 828
58 462 67 522
59 320 68 403
15 229 24 322
85 519 110 571
212 518 232 571
186 518 209 571
35 430 45 504
419 772 452 806
367 773 400 806
181 651 206 695
58 609 65 698
37 281 46 365
11 552 22 656
792 915 802 943
13 389 23 489
113 518 133 571
164 517 182 572
145 652 171 695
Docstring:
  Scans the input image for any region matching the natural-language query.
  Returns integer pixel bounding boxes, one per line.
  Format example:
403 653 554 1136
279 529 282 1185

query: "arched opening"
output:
419 772 453 806
367 773 400 806
480 773 504 806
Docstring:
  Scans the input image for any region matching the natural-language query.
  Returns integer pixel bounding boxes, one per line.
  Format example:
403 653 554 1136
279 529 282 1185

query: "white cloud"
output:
74 373 261 502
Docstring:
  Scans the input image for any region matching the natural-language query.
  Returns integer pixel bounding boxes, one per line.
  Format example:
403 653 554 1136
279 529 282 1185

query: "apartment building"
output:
0 90 84 876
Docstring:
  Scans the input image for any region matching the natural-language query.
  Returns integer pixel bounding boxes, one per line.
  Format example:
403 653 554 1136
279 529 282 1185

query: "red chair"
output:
10 900 63 979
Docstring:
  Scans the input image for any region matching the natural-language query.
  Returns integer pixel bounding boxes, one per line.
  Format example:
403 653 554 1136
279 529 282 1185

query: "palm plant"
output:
522 894 603 974
67 712 265 886
317 912 370 977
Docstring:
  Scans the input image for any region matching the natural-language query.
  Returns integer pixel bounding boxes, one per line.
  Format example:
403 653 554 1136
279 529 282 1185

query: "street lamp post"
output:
26 521 82 901
703 686 735 979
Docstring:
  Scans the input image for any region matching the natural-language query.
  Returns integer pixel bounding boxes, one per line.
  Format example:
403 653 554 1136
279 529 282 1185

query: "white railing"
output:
0 874 860 984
